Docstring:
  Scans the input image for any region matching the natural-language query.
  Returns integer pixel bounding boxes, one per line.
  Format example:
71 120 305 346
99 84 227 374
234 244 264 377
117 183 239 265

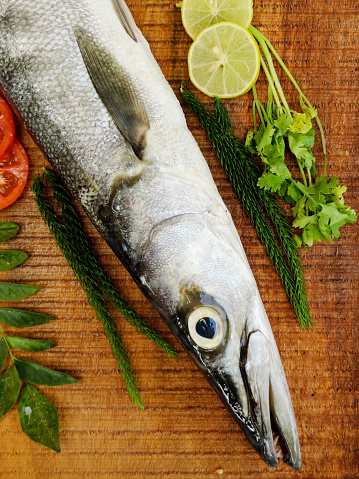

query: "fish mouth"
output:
237 330 302 470
191 327 302 470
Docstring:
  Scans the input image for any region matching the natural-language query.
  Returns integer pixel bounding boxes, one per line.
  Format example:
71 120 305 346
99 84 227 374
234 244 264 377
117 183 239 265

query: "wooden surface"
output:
0 0 358 477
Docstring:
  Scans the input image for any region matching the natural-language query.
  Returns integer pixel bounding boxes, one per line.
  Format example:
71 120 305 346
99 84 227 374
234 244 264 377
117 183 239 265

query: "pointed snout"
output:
242 330 301 470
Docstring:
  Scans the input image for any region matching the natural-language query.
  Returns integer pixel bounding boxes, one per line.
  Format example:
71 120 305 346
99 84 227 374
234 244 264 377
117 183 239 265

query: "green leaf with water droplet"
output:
0 283 40 301
0 338 8 372
0 365 21 421
14 359 78 386
0 222 19 243
0 250 28 271
19 384 61 452
0 308 55 328
6 336 56 352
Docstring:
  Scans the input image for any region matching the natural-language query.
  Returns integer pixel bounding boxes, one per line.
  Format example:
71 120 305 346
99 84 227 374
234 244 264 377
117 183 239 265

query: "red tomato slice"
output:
0 139 29 211
0 97 15 161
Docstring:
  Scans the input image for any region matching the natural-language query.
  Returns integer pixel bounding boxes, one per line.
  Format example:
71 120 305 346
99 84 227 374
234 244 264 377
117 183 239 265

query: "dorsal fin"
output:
77 32 149 158
113 0 138 42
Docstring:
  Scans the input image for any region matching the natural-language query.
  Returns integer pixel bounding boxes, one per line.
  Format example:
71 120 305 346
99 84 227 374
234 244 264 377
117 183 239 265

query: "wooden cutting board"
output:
0 0 358 477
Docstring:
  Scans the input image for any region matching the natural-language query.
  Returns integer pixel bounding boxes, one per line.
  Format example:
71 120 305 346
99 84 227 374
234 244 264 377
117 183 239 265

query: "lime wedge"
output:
182 0 253 40
188 22 260 98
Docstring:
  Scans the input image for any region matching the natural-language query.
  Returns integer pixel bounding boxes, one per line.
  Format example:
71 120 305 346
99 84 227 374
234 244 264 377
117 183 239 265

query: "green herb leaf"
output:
7 336 56 352
287 182 302 203
0 365 21 421
288 131 315 163
0 250 29 271
0 308 55 328
273 112 292 136
319 204 349 226
245 131 257 154
270 162 291 179
258 171 285 192
0 337 8 371
0 283 40 301
293 212 317 229
288 106 317 134
256 123 275 153
14 359 78 386
0 222 19 243
246 25 356 249
293 234 302 248
19 384 61 452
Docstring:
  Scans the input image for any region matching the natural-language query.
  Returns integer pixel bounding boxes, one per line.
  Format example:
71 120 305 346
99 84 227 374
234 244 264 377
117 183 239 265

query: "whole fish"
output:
0 0 301 469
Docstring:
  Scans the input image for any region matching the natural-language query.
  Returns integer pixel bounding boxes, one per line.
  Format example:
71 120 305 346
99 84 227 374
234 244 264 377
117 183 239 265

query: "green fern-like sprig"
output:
43 169 177 358
32 174 143 405
181 84 312 328
32 172 176 407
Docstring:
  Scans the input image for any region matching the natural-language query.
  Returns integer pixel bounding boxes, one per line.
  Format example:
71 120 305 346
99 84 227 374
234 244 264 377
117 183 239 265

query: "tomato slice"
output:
0 139 29 211
0 97 15 161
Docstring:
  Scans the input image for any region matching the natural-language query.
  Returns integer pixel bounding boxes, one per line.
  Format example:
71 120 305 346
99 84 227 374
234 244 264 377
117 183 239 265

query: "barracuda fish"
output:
0 0 301 469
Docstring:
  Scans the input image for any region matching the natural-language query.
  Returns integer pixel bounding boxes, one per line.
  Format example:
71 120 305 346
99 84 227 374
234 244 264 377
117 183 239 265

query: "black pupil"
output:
195 317 216 339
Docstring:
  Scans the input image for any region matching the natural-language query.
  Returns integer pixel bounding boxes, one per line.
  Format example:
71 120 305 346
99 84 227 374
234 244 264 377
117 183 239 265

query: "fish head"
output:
139 211 301 470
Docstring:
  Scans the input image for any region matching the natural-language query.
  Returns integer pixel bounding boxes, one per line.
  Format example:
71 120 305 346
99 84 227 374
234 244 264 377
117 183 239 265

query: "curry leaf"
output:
0 222 19 243
0 250 28 271
0 365 21 421
0 309 55 328
14 359 78 386
19 384 61 452
0 338 8 371
7 336 56 352
0 283 40 301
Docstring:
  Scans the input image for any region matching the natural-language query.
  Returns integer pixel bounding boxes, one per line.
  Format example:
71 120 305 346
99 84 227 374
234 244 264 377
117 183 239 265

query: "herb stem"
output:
252 28 291 116
250 25 327 174
297 161 308 187
252 99 258 131
0 323 15 361
255 100 266 125
307 167 312 186
291 179 318 206
252 86 266 126
314 115 327 175
259 55 282 111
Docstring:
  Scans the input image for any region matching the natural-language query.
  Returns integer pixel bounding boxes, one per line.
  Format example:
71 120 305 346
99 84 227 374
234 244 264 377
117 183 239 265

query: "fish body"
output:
0 0 301 469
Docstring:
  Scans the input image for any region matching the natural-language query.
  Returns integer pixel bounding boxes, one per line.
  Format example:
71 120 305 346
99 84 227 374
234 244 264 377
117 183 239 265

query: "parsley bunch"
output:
247 26 357 247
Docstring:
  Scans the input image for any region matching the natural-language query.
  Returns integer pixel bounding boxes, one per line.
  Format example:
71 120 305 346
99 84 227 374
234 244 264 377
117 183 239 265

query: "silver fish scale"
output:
111 167 231 264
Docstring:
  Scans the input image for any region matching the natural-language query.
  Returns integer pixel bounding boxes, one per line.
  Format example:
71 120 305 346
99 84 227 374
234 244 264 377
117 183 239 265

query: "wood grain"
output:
0 0 358 477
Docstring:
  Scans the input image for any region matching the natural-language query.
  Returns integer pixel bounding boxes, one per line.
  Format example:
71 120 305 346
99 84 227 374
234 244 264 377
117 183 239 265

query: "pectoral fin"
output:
77 33 149 158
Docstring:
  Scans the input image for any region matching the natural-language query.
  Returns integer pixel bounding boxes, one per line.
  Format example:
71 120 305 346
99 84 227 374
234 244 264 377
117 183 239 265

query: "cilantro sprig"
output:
247 26 356 247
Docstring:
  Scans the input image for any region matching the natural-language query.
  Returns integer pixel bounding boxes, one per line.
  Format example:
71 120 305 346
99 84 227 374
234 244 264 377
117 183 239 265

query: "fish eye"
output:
187 307 225 350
